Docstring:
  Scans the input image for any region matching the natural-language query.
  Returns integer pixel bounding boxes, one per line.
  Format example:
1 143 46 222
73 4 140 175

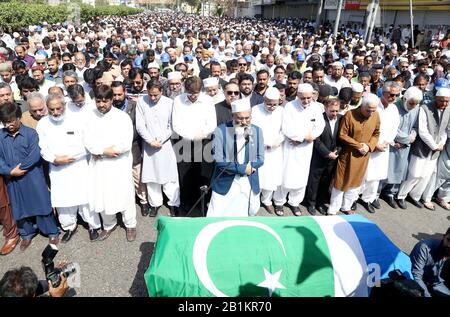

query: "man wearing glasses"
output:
215 83 240 126
358 82 401 214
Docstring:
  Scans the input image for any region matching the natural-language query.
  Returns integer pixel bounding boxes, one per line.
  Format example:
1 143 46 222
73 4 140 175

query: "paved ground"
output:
0 198 449 297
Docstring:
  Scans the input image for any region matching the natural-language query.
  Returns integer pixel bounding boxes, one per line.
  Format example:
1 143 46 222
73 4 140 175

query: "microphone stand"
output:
186 129 250 217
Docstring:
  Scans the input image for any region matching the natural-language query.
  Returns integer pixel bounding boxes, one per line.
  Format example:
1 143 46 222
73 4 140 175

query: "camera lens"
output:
60 263 76 278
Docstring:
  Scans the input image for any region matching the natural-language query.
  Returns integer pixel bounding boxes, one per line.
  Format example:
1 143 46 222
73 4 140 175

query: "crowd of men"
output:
0 11 449 260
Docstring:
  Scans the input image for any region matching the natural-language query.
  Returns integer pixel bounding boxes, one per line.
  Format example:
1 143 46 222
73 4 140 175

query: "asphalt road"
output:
0 198 449 297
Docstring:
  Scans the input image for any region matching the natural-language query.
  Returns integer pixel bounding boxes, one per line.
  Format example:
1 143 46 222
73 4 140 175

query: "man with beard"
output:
45 57 62 85
36 94 101 243
21 92 48 129
31 66 54 98
254 69 270 96
285 71 302 102
410 227 450 297
203 77 224 104
350 82 364 108
324 61 348 93
215 82 241 126
207 98 264 217
110 81 148 216
127 68 147 101
136 79 180 217
164 71 184 100
238 73 263 107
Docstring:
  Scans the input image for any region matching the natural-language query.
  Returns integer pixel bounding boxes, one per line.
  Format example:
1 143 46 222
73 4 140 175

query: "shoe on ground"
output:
149 205 160 217
140 203 150 217
384 196 398 209
99 226 117 241
169 206 178 217
126 227 136 242
274 205 284 216
287 204 302 216
262 204 274 214
360 200 375 214
317 205 328 215
19 239 32 252
408 197 423 209
397 199 407 210
89 228 100 242
371 199 381 209
340 210 355 215
306 205 316 215
422 201 435 211
0 235 20 255
351 202 357 211
61 227 77 244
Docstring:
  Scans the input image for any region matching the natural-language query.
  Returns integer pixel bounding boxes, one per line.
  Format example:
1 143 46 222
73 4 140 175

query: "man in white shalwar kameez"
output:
273 83 325 216
84 85 137 242
136 79 180 217
359 82 401 213
36 94 101 243
251 87 284 214
397 88 450 210
207 98 264 217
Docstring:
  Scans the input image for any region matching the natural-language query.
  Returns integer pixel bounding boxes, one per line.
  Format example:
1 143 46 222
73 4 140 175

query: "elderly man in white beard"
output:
251 87 284 214
203 77 225 105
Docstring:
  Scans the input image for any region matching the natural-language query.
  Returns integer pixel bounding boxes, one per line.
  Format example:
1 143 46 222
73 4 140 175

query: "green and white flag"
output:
145 215 411 297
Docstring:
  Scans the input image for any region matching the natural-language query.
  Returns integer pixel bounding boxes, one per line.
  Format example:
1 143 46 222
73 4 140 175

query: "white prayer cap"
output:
297 83 314 94
264 87 280 100
261 47 269 55
203 77 219 88
13 32 20 38
403 86 423 102
147 62 160 70
341 81 352 89
332 61 343 68
231 98 251 113
351 83 364 93
224 48 233 55
398 57 409 64
168 71 182 82
436 88 450 98
34 54 47 60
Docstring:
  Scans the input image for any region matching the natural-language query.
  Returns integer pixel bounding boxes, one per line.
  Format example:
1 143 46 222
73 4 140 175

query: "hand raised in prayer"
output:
150 140 163 148
304 133 314 143
103 146 120 158
10 164 26 177
358 143 370 155
54 155 76 166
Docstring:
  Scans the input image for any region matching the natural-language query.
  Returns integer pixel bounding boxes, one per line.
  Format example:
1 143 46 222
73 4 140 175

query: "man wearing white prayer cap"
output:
273 83 325 216
397 86 450 210
203 77 224 104
324 61 347 93
251 87 284 214
207 97 265 217
164 71 183 100
351 82 364 108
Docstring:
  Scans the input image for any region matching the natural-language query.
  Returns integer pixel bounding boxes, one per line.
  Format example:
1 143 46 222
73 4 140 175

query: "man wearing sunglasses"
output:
215 83 240 126
358 82 401 214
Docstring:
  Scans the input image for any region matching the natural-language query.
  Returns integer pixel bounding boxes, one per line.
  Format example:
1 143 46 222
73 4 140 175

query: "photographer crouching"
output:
0 266 68 297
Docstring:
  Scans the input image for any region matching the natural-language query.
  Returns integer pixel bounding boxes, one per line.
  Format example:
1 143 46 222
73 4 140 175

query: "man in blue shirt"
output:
0 102 59 251
410 227 450 297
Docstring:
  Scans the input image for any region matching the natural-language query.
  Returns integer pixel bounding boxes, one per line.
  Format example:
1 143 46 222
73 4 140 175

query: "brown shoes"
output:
19 239 32 252
99 226 117 241
262 204 274 214
0 236 20 255
126 227 136 242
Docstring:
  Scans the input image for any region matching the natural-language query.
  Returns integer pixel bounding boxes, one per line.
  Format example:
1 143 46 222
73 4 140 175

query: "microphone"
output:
244 126 252 143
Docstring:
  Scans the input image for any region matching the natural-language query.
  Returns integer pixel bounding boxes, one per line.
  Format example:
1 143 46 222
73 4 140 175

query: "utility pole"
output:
364 0 379 44
333 0 344 38
409 0 415 47
315 0 324 31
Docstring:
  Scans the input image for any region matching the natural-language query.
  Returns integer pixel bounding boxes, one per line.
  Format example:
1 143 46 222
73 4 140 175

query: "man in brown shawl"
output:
328 93 381 215
0 175 20 255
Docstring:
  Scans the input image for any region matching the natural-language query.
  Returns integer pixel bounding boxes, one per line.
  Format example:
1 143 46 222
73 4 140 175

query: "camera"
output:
41 244 76 288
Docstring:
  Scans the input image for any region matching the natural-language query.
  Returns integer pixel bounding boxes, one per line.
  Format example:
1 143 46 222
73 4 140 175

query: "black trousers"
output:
305 162 336 208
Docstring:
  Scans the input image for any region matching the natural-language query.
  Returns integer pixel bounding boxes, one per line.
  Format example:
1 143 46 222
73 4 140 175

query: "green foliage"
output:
0 1 143 29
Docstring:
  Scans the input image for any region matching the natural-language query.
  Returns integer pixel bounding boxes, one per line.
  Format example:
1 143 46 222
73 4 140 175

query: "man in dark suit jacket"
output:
111 81 148 215
305 98 342 215
238 73 264 107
